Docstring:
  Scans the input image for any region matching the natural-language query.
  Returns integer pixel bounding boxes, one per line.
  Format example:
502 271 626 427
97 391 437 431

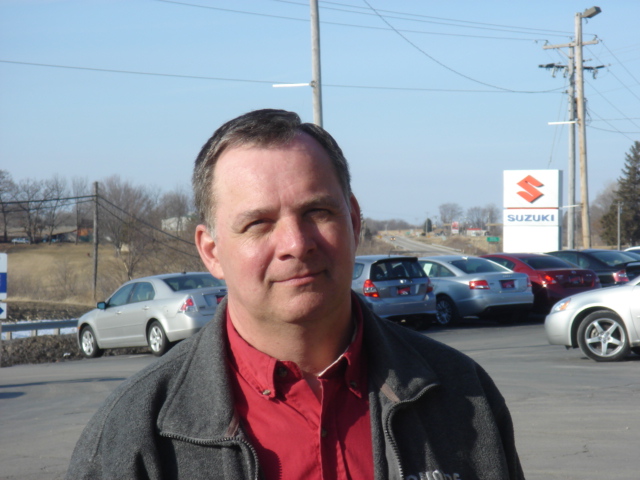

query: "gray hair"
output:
192 109 352 232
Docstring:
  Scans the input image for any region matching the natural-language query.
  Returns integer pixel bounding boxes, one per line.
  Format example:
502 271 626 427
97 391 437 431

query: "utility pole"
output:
567 46 576 249
310 0 323 127
541 6 602 249
617 201 623 250
92 181 99 301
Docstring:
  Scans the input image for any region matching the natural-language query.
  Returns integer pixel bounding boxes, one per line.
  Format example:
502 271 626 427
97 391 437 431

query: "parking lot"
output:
1 319 639 479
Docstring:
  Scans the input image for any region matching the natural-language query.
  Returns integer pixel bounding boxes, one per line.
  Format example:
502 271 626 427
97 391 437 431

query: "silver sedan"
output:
545 276 640 362
77 272 226 357
419 255 533 325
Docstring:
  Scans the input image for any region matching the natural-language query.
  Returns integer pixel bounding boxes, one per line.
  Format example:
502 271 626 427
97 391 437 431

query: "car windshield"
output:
590 250 639 267
450 257 509 274
163 274 225 291
371 258 426 280
520 256 575 270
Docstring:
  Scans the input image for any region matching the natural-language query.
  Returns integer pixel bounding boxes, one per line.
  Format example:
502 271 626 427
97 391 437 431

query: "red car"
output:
481 253 601 313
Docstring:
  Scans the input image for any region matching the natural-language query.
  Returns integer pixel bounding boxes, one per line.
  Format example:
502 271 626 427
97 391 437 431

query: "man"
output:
67 109 524 479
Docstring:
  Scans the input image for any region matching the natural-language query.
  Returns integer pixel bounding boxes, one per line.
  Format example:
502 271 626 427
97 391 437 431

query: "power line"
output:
154 0 555 42
0 59 564 94
270 0 575 37
361 0 562 94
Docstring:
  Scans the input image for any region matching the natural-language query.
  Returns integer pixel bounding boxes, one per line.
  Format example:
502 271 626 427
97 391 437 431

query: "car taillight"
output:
179 295 198 312
613 270 629 283
426 278 433 294
363 279 379 298
541 274 556 286
469 280 490 290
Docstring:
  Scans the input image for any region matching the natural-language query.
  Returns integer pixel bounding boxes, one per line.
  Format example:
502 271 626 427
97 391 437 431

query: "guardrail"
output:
1 319 78 340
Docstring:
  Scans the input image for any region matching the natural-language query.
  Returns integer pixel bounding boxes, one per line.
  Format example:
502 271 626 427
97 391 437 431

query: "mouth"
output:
275 271 323 286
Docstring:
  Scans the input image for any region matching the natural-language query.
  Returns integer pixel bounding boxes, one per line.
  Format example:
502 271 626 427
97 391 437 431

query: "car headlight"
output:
552 298 571 312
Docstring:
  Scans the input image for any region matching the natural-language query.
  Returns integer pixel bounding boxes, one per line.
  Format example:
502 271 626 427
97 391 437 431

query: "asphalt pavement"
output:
1 320 639 479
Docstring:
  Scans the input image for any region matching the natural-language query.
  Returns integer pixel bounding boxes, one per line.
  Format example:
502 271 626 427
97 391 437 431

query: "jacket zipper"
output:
161 433 261 480
383 384 438 480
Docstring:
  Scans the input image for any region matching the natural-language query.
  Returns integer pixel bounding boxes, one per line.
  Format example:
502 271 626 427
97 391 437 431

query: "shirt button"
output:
320 428 327 438
277 367 288 378
262 389 271 396
349 381 358 388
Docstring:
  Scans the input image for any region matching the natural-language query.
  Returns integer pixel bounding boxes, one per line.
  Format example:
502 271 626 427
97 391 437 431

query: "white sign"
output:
503 170 561 209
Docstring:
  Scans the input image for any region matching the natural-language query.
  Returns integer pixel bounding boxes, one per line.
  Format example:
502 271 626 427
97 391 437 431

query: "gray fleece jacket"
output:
66 297 524 480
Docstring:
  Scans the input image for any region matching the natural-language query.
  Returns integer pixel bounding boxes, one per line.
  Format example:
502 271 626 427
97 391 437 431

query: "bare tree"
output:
14 178 48 242
99 175 159 279
439 203 463 226
466 206 486 229
71 176 92 244
0 170 16 242
158 187 193 236
42 175 69 243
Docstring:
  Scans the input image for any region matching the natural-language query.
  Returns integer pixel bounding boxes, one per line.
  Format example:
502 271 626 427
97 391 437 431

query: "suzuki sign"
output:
503 170 562 253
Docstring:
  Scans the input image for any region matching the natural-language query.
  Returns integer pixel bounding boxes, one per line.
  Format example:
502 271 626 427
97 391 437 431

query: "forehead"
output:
213 133 338 192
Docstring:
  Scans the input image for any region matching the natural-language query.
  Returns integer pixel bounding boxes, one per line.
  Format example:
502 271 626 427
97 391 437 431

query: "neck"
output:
227 301 354 376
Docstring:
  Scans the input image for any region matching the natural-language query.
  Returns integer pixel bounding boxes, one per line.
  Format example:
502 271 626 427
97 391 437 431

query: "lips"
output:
275 270 323 285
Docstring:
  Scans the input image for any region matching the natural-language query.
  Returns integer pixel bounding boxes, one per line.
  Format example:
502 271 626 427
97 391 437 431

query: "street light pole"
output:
310 0 323 127
575 6 601 248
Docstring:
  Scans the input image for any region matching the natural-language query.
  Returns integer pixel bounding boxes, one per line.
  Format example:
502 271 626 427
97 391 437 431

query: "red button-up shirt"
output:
226 301 374 480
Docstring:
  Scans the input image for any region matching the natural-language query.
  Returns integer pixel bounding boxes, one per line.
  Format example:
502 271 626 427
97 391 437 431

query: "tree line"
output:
0 171 202 280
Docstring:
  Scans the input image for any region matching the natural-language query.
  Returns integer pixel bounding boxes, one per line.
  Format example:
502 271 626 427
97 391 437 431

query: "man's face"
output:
196 133 361 327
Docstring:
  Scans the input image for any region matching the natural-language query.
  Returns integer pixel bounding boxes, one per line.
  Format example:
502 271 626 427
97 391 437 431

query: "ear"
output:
349 194 362 248
195 224 225 279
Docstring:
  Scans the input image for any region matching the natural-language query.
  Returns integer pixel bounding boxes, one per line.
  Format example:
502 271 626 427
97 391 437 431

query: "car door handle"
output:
143 306 150 310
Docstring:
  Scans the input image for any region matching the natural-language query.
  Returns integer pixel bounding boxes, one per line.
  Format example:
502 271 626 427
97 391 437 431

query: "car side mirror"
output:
97 301 107 310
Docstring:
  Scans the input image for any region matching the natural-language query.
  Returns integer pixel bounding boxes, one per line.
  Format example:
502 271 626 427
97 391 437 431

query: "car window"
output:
488 257 515 269
552 252 578 266
421 261 454 278
420 261 436 276
590 250 638 267
374 259 426 280
450 258 509 274
163 274 226 291
131 282 155 303
108 284 135 307
522 256 574 269
353 263 364 280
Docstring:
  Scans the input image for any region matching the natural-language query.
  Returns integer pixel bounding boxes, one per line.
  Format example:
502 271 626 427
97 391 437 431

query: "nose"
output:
274 216 317 260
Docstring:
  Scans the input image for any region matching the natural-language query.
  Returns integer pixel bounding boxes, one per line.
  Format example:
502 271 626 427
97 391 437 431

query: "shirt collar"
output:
226 294 367 400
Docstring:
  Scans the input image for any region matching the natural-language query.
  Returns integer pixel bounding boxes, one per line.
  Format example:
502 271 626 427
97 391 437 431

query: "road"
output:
1 321 639 479
381 234 456 256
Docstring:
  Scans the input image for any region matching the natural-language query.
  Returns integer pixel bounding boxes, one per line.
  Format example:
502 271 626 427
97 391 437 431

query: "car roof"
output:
355 254 418 262
125 272 214 282
419 255 477 262
486 252 551 258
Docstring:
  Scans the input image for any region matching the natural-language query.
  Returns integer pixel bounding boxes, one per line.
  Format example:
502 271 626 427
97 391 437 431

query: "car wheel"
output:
435 296 458 326
577 310 630 362
631 347 640 356
147 321 170 356
80 327 103 358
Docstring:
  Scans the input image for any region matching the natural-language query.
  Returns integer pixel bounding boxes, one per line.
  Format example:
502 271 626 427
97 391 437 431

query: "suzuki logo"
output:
517 175 544 203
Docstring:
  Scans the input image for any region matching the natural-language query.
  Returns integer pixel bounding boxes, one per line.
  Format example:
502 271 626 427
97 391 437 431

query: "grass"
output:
2 242 137 304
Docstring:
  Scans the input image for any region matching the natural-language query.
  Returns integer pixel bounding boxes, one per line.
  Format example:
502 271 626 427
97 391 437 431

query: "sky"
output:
1 0 639 225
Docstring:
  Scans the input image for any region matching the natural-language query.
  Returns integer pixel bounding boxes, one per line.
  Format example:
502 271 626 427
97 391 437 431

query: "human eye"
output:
243 218 273 234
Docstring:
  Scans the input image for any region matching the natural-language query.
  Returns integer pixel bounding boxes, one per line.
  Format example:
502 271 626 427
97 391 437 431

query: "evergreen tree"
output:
600 141 640 246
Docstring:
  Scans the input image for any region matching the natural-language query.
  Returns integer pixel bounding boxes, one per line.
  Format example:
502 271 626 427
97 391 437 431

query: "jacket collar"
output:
156 295 440 441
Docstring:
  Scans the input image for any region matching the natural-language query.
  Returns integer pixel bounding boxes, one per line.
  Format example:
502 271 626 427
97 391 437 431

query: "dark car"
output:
546 249 640 286
481 253 600 313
